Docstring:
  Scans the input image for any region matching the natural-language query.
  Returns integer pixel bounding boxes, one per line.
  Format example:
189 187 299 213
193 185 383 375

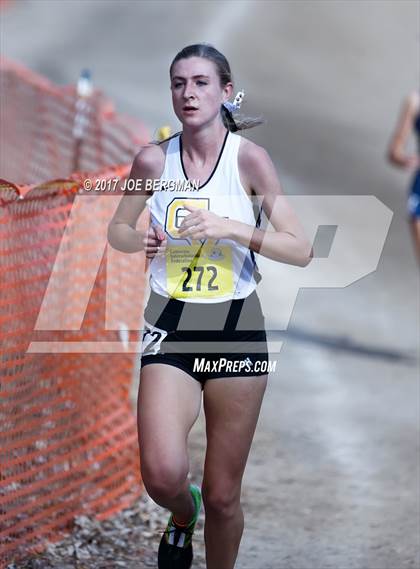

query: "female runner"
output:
108 43 312 569
388 90 420 262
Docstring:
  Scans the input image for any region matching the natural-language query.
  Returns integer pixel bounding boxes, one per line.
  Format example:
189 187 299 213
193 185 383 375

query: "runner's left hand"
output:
178 205 230 240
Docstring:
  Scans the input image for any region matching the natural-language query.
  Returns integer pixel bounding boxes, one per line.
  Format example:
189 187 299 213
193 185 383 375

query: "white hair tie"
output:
223 89 245 113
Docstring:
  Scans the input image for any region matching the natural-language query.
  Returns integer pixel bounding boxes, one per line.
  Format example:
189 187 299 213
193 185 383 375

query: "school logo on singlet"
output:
165 197 210 239
164 197 234 299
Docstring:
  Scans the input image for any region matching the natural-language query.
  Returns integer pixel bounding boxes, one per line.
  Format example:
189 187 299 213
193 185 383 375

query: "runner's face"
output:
170 57 232 127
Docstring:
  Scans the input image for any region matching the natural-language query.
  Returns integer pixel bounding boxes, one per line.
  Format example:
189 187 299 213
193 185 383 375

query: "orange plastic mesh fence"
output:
0 60 151 567
0 58 149 186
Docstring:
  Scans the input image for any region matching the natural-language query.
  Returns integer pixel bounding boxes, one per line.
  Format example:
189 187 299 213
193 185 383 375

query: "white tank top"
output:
146 130 261 303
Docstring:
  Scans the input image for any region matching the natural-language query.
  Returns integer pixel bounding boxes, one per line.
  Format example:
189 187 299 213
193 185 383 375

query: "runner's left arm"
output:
178 145 313 267
226 144 313 266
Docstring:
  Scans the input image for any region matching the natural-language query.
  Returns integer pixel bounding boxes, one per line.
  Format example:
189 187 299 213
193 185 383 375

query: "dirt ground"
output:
14 346 419 569
181 340 419 569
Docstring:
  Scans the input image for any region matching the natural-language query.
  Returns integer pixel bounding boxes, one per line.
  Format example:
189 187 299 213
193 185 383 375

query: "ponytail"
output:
220 104 264 132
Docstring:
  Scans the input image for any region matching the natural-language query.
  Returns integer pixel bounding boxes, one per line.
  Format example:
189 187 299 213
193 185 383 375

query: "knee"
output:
202 482 241 519
141 458 188 503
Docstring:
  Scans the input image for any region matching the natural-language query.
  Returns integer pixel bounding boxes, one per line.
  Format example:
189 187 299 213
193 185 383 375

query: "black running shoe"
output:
157 484 202 569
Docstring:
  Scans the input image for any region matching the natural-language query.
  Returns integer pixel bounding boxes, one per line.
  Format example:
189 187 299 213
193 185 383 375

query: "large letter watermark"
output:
250 196 393 352
27 194 392 354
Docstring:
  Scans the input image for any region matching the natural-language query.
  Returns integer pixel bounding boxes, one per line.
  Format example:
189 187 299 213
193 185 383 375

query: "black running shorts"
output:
140 289 269 387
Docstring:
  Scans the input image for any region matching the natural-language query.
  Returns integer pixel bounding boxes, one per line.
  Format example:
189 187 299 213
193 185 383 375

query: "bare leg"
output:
201 375 268 569
409 218 420 263
137 363 202 523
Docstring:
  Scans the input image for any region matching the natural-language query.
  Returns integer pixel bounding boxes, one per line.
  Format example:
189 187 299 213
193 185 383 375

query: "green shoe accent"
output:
158 484 202 569
165 484 201 547
187 484 202 530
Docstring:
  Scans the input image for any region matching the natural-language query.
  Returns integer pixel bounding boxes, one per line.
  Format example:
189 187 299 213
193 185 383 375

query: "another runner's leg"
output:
409 218 420 261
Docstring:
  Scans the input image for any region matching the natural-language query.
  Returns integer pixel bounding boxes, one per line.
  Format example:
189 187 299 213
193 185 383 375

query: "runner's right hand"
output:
142 225 167 259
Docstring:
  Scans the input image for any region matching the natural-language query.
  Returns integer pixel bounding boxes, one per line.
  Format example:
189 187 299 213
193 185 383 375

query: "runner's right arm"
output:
107 145 167 257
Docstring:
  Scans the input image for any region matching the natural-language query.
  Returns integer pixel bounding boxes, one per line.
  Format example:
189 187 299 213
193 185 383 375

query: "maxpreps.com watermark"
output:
82 177 200 192
193 357 277 374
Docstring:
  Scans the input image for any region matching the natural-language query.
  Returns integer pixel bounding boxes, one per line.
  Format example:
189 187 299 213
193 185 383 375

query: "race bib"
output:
166 243 233 299
142 321 168 356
